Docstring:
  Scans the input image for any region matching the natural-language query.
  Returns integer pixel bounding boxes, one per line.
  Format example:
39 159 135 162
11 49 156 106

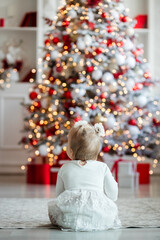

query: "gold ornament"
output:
94 114 105 123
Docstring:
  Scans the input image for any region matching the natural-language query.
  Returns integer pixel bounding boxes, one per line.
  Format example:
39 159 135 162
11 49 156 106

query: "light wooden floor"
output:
0 175 160 240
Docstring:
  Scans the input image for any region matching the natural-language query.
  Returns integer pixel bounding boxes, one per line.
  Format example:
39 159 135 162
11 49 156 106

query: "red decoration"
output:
29 91 38 100
88 22 95 30
87 0 101 6
133 48 144 57
49 88 55 96
101 12 107 18
64 91 72 99
107 26 114 33
106 38 116 47
45 39 50 46
34 101 41 109
153 118 160 127
133 83 143 91
100 93 107 99
27 163 51 185
116 41 124 47
128 119 137 126
137 163 150 184
134 15 148 29
31 139 38 146
134 143 140 149
95 48 102 55
53 37 60 44
90 104 97 110
56 65 63 72
144 72 151 79
120 15 129 22
102 146 110 153
86 66 94 72
74 116 82 122
62 21 69 27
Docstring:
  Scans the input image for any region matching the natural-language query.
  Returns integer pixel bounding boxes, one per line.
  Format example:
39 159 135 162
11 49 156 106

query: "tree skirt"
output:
0 198 160 229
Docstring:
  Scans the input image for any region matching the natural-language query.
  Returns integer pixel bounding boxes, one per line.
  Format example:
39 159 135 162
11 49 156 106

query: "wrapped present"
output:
137 163 150 184
118 172 139 189
134 15 148 28
111 159 137 182
50 167 59 185
26 163 51 185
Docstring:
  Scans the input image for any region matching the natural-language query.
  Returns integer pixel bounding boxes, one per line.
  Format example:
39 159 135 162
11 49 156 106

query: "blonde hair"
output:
68 123 101 160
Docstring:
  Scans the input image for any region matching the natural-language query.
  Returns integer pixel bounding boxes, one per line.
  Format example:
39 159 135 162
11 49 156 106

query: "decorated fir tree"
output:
21 0 160 170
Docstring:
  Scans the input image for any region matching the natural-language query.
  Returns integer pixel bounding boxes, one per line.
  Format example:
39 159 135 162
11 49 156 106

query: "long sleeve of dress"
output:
103 166 118 202
56 174 65 197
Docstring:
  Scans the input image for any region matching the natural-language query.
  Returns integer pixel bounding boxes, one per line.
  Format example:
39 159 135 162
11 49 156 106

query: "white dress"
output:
48 160 121 231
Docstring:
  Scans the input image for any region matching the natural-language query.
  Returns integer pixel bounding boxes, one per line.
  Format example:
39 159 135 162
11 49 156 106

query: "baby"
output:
48 120 121 231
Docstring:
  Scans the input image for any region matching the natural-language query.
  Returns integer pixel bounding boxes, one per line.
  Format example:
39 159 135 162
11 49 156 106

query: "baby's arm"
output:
56 173 65 197
103 165 118 201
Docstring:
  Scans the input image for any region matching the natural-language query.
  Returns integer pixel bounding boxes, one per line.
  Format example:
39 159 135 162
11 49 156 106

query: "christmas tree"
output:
21 0 160 170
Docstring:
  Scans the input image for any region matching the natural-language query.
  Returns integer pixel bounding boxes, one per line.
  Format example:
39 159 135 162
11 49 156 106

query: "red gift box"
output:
134 15 148 29
27 163 51 185
0 18 5 27
50 167 60 185
137 163 150 184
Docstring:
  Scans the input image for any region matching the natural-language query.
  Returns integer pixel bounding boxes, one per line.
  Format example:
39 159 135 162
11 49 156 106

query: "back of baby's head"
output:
69 121 105 160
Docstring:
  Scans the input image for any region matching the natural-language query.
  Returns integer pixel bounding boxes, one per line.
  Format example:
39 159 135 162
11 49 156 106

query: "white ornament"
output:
111 10 119 20
135 95 147 108
52 145 62 155
126 27 135 37
6 53 15 64
92 69 103 81
50 104 57 111
77 37 85 50
128 126 140 137
104 115 116 129
115 53 125 66
126 78 135 90
135 67 144 76
38 144 48 156
102 72 114 83
50 50 59 60
68 9 77 18
108 82 118 92
71 88 86 99
124 38 134 51
9 69 19 82
88 11 94 21
127 56 136 68
84 34 92 46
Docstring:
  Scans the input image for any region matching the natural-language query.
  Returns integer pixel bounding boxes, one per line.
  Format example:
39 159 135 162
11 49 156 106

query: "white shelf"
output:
0 27 37 31
134 28 150 34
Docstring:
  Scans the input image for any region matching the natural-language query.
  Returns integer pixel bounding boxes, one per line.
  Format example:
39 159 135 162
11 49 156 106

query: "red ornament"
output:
88 0 101 6
134 143 140 149
102 12 107 18
100 93 107 99
88 22 95 30
62 21 69 27
107 26 114 33
128 119 137 126
144 72 151 79
30 139 38 146
64 91 72 99
86 66 94 72
74 116 82 122
153 118 160 127
29 91 38 100
53 37 60 44
120 15 129 22
34 101 41 108
90 104 97 110
49 88 55 96
45 39 50 46
133 83 143 91
56 66 63 72
106 38 116 47
95 48 102 55
102 146 110 153
117 41 124 47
